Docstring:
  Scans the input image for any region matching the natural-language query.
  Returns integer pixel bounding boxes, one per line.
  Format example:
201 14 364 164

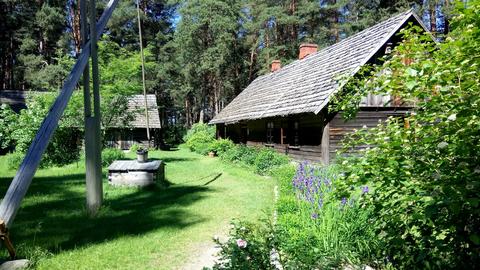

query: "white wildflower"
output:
447 114 457 121
437 142 449 149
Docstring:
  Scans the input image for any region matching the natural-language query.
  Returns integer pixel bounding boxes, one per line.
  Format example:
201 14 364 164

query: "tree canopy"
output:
0 0 455 127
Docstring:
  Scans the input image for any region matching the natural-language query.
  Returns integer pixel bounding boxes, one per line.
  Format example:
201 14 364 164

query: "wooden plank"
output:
108 160 162 172
321 123 330 165
0 0 120 228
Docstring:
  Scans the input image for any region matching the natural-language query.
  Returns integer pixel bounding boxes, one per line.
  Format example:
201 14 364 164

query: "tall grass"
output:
275 162 378 268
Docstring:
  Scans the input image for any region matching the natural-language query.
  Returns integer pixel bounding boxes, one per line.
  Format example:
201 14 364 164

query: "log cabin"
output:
0 91 161 150
210 10 431 164
105 94 161 149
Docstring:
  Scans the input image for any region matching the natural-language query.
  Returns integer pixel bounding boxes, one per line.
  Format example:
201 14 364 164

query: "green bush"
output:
220 144 257 165
184 123 216 155
5 93 82 167
253 148 290 175
163 124 186 145
331 5 480 268
43 127 82 167
6 152 25 170
129 143 141 153
210 139 235 156
0 104 17 151
183 123 215 142
101 148 125 167
211 220 274 270
218 144 290 175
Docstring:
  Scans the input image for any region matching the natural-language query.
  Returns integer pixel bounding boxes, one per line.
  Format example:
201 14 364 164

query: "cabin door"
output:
240 124 248 144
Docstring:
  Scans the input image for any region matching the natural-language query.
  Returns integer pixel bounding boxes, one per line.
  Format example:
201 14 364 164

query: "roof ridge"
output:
313 9 416 113
258 9 414 118
246 9 414 89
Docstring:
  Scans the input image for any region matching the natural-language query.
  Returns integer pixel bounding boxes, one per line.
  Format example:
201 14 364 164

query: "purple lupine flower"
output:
311 212 318 219
317 198 323 209
236 239 247 249
362 186 369 194
341 197 347 206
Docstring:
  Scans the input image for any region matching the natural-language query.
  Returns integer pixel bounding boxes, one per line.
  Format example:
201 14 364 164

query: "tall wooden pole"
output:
82 0 98 215
137 0 151 147
85 0 103 215
0 0 119 228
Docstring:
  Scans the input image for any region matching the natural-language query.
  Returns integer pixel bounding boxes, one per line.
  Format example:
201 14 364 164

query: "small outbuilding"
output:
210 10 431 164
105 94 161 149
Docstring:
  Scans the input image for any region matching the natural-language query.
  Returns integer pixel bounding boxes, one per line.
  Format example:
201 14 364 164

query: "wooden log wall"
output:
328 109 409 163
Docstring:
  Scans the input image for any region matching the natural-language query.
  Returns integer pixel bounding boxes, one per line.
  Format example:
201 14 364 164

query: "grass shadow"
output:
5 173 214 254
149 157 196 163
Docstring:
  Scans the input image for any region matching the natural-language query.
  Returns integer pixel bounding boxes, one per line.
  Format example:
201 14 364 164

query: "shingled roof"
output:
211 10 427 124
127 94 161 129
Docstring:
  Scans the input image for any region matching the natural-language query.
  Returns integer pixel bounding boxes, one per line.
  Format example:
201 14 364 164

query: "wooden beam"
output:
280 127 284 145
0 0 119 228
85 0 103 216
321 123 330 165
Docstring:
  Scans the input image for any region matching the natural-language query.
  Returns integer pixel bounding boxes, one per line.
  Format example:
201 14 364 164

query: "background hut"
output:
105 94 161 149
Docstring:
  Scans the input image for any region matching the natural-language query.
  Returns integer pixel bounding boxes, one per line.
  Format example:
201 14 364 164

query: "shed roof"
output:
0 90 27 112
211 10 427 124
127 94 161 129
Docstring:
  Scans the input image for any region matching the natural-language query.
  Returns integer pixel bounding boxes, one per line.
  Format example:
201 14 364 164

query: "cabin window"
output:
266 122 274 143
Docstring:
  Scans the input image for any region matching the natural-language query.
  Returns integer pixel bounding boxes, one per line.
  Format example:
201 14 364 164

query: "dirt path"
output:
179 240 221 270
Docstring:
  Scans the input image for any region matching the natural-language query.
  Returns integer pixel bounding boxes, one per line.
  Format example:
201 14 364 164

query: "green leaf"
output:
406 68 418 77
469 234 480 245
406 80 417 90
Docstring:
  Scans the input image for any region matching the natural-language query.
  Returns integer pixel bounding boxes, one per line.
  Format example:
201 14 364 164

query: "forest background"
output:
0 0 454 138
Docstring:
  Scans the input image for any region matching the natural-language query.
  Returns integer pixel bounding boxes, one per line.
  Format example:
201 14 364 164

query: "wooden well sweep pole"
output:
85 0 103 215
82 0 98 216
136 0 151 147
0 0 119 228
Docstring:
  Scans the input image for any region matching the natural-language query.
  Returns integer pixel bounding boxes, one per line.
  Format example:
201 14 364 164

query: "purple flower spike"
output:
341 197 347 206
311 213 318 219
362 186 369 194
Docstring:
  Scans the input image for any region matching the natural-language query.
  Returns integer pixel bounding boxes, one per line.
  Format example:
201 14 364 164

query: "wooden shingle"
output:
211 10 427 124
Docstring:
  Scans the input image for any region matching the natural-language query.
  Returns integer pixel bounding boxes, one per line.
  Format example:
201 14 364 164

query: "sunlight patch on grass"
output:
0 146 275 269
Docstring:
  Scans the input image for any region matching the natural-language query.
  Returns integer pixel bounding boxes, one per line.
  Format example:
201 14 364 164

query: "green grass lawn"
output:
0 146 275 269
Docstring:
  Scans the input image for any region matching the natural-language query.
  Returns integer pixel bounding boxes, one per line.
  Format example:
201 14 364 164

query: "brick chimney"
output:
271 60 281 72
298 43 318 60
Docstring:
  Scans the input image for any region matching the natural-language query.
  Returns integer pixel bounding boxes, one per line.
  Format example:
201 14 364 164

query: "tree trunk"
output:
429 3 437 34
248 35 258 82
70 1 82 55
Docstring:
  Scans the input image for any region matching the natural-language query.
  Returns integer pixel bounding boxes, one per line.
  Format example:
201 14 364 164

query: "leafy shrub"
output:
184 123 216 155
129 143 141 153
0 104 17 151
6 152 25 170
183 123 215 142
211 220 274 270
186 131 216 155
210 139 235 156
6 93 82 167
162 124 186 145
43 127 82 167
101 148 125 167
331 5 480 268
253 148 290 175
220 144 257 165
